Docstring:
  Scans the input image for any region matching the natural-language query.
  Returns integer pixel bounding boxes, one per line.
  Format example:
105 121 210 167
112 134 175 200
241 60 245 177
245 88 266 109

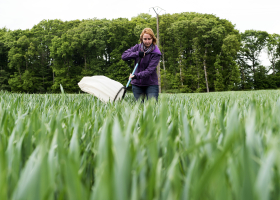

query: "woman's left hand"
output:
129 74 135 79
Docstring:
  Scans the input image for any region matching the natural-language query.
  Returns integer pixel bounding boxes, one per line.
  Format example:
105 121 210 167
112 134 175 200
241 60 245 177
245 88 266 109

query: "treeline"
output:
0 12 280 93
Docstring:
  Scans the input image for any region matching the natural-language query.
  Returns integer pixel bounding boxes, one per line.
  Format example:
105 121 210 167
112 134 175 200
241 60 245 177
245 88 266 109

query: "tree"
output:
106 18 138 85
191 17 226 92
215 34 241 91
160 13 240 93
30 19 66 92
266 34 280 75
0 28 10 90
131 13 156 37
238 30 269 88
5 29 27 84
254 65 270 89
50 32 78 92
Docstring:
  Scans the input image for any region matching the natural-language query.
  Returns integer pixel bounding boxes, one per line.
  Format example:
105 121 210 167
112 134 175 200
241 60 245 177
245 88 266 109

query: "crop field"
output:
1 90 280 200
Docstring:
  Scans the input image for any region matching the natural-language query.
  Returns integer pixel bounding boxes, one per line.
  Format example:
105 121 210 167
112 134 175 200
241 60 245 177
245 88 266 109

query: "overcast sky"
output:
1 0 279 66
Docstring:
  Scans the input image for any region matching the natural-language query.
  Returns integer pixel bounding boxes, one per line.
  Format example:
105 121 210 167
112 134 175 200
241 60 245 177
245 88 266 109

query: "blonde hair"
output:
140 28 157 45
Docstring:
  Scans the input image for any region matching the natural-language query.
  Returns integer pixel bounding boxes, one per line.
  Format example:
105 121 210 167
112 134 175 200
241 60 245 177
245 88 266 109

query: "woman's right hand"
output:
139 51 145 58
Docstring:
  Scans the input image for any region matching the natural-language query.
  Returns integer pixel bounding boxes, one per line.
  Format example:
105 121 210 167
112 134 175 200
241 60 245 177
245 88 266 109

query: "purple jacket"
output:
122 44 161 86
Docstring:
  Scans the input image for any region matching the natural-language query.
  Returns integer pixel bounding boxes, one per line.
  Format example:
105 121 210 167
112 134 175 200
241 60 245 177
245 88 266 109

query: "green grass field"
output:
1 90 280 200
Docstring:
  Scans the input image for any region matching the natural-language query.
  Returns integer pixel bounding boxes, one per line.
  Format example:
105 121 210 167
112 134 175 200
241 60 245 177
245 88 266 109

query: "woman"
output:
122 28 161 101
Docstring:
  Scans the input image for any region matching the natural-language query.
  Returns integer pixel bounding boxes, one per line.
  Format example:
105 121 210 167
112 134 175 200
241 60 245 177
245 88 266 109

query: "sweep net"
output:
78 76 125 103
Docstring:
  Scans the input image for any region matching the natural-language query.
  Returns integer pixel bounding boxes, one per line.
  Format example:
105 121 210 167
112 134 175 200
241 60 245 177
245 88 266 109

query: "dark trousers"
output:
132 85 159 101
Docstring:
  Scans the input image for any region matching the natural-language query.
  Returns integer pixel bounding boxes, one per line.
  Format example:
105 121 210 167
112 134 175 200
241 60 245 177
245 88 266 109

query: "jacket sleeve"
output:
134 53 161 79
121 44 139 61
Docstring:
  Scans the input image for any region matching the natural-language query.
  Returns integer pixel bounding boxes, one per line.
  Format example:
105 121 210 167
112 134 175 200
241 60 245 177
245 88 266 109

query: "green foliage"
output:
254 65 274 89
214 56 224 91
266 34 280 75
161 13 242 93
0 29 10 88
1 91 280 199
0 70 10 91
1 13 280 93
238 30 271 89
8 72 23 92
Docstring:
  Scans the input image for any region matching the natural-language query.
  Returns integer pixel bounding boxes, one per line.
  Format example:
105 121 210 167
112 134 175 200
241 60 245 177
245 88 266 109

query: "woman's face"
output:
143 33 153 48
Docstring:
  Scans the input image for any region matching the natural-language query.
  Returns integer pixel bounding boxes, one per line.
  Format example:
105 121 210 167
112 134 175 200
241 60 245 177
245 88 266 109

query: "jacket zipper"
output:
139 59 143 85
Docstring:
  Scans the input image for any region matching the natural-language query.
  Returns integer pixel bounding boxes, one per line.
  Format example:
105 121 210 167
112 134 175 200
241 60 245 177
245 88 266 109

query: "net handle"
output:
113 87 126 101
